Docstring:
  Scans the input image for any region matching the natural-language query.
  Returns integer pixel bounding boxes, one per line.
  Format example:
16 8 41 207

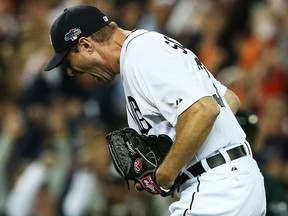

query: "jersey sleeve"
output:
123 31 229 127
131 47 211 126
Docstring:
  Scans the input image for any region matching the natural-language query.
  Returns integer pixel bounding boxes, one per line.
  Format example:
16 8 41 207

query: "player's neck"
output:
113 28 131 46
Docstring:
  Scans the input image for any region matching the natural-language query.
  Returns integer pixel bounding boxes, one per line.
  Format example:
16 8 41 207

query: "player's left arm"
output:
224 89 241 115
156 96 220 189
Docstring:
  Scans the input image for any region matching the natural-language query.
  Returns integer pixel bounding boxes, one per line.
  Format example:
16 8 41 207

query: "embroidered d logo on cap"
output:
44 5 110 71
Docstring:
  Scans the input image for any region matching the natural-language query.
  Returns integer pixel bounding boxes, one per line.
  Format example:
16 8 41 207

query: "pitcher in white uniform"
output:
44 5 266 216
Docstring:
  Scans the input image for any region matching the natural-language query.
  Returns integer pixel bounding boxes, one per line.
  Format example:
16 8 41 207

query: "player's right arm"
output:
156 96 220 189
224 89 241 115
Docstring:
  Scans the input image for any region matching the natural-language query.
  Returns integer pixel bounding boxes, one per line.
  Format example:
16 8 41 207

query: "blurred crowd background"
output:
0 0 287 215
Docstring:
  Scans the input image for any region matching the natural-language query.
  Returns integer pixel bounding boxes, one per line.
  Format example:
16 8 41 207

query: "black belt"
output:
181 145 247 183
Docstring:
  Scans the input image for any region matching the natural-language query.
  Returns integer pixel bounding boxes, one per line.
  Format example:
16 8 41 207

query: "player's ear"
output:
78 37 94 54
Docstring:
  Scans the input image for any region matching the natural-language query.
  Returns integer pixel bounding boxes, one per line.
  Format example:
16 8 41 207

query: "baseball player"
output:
44 5 266 216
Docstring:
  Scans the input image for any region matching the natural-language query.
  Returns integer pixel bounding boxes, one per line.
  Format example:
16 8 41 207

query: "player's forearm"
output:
156 97 220 188
224 89 241 115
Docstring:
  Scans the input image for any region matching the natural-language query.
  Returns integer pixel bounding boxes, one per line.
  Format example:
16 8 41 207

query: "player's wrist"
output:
155 167 174 190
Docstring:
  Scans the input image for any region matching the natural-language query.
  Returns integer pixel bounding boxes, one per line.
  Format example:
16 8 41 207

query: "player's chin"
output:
94 75 114 85
92 69 117 85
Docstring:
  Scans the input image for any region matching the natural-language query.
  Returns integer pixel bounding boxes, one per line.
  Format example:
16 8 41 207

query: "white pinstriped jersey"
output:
119 29 246 167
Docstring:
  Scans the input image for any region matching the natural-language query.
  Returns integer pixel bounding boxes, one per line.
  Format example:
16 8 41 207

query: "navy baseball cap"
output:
44 5 110 71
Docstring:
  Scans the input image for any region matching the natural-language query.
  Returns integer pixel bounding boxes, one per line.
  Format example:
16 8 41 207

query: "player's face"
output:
63 49 116 85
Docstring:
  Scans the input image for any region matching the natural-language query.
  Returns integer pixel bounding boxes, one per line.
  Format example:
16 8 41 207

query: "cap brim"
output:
44 49 69 71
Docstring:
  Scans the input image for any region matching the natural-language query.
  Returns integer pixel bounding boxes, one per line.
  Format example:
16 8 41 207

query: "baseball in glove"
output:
106 127 180 197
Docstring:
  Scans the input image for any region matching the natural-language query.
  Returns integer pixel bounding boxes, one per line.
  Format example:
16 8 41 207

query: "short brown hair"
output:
90 21 118 43
70 21 118 53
